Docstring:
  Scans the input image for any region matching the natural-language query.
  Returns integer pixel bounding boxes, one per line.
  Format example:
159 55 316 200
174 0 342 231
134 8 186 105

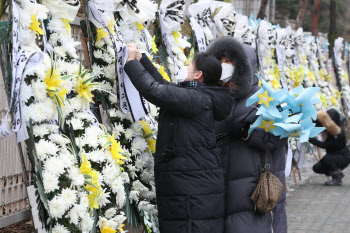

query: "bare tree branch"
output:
257 0 269 20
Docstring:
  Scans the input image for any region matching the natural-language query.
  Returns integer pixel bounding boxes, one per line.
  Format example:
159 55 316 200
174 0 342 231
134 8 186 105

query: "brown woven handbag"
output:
251 151 283 215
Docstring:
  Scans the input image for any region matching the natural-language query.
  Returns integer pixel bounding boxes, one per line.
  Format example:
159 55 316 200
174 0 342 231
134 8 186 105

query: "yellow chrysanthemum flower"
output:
29 12 44 35
75 64 99 102
102 226 116 233
159 66 171 82
108 19 115 34
44 69 67 107
136 22 145 30
96 28 109 42
141 120 156 153
107 134 126 166
172 31 180 44
319 94 328 108
61 18 71 34
151 36 159 54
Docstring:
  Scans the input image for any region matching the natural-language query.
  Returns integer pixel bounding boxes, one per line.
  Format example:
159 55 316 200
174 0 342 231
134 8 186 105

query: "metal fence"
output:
0 69 32 228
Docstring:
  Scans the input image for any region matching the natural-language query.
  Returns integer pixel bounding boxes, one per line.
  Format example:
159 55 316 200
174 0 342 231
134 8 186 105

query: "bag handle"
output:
260 150 273 174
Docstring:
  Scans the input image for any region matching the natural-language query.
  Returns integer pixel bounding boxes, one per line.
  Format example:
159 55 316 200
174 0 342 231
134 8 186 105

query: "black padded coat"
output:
207 39 288 233
125 55 234 233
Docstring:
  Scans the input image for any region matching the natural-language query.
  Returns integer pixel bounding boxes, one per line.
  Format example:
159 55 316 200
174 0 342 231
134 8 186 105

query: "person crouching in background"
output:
309 109 350 186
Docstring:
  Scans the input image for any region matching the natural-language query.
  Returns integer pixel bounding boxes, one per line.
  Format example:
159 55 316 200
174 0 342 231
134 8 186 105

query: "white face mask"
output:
176 66 188 83
220 63 234 83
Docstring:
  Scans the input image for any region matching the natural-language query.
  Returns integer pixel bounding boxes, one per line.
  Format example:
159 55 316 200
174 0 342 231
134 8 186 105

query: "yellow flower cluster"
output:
107 134 127 167
80 155 103 212
75 64 99 103
141 120 156 153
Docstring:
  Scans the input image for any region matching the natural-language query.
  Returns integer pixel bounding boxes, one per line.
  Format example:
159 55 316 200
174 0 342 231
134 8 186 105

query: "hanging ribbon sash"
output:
190 17 206 52
0 50 44 142
88 1 148 121
275 44 287 88
140 28 152 53
256 39 266 80
158 10 179 77
285 141 293 177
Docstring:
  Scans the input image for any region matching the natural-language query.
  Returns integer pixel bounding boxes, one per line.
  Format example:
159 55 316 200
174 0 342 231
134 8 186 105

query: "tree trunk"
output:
311 0 321 36
328 0 337 52
295 0 308 29
257 0 269 20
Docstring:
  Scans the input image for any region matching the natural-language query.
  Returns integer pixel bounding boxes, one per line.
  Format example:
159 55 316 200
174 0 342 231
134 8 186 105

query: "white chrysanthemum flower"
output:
44 157 65 175
131 137 148 155
85 126 103 148
103 53 114 64
112 123 125 139
104 64 115 80
95 38 105 47
127 164 137 179
94 49 104 59
43 171 59 193
115 110 126 120
53 46 67 58
52 223 69 233
32 98 56 122
100 80 113 92
68 167 85 187
49 196 66 219
21 83 33 102
86 150 106 163
129 190 140 203
97 191 111 208
69 117 84 130
61 188 77 208
121 172 130 184
114 184 126 207
80 213 94 232
67 205 83 225
108 109 118 118
48 18 64 32
47 124 59 132
102 164 119 185
135 157 144 171
36 139 59 161
124 128 134 141
48 134 70 145
49 32 60 46
58 148 75 169
108 94 118 103
18 28 36 47
105 208 117 219
113 214 127 228
32 80 48 101
33 124 50 137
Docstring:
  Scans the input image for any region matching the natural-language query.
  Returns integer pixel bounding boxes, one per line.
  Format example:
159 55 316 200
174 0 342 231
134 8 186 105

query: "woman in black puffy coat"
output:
207 37 288 233
125 46 234 233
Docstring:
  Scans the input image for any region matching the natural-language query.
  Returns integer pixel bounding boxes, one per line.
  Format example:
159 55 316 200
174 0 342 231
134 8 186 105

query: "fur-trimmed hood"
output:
317 109 341 136
206 37 253 99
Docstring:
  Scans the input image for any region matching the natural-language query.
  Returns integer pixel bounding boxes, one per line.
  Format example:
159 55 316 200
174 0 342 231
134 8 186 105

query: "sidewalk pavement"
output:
287 167 350 233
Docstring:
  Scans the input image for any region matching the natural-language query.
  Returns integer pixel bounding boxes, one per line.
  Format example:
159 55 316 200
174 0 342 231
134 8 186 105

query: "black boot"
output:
325 169 344 186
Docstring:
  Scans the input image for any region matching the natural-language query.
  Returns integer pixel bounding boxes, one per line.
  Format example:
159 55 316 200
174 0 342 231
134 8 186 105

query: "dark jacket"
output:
310 109 350 157
207 39 288 233
125 55 233 233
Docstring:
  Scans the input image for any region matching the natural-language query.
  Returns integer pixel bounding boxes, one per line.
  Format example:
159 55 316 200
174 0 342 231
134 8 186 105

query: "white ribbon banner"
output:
256 39 266 80
158 10 179 77
285 141 293 177
0 1 43 142
1 50 44 142
190 17 206 52
88 1 148 121
275 44 287 88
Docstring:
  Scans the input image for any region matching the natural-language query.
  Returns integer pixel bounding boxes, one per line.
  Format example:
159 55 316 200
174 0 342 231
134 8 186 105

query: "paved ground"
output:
287 166 350 233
